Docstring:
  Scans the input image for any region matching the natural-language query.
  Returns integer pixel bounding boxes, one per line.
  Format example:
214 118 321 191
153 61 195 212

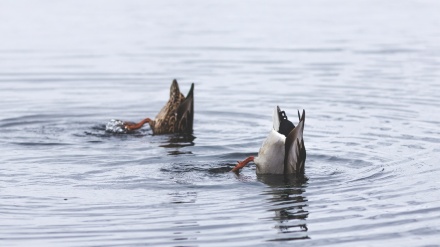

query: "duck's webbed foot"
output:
231 156 255 173
123 118 151 131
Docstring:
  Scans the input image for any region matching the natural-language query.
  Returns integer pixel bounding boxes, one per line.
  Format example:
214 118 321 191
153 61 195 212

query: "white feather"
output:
254 129 285 174
253 108 306 175
272 106 280 131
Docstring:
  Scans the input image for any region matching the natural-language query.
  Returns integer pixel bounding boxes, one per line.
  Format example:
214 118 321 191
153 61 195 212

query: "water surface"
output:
1 0 440 246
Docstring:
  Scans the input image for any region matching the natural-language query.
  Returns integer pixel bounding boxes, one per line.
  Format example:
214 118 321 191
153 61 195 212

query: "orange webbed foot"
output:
124 118 151 131
231 156 255 173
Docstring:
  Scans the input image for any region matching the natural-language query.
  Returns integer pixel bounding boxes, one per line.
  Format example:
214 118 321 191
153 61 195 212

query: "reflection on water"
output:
160 134 196 148
160 134 195 155
259 175 309 241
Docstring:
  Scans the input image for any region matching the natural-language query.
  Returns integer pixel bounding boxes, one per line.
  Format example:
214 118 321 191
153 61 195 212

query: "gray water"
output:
1 0 440 246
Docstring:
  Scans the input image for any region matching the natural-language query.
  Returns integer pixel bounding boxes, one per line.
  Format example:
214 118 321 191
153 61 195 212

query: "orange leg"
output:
231 156 254 173
124 118 151 131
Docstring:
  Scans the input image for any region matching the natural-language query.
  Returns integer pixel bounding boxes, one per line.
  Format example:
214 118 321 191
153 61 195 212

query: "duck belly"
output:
254 129 285 174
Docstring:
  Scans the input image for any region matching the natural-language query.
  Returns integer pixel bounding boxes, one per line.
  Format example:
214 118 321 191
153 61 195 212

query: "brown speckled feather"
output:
149 79 194 135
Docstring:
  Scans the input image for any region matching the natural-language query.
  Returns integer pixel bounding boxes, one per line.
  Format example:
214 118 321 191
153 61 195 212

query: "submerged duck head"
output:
232 106 306 176
106 79 194 135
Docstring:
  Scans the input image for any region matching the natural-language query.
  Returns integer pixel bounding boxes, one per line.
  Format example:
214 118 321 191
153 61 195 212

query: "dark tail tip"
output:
171 79 179 88
187 83 194 98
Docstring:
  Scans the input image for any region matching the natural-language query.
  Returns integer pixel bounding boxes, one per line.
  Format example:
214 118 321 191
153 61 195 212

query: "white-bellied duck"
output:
232 106 306 176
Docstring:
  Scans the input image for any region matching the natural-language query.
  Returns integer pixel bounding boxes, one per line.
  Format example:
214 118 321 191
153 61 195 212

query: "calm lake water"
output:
1 0 440 246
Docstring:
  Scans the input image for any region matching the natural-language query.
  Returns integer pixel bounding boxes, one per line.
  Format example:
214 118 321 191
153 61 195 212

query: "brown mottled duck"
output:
106 79 194 135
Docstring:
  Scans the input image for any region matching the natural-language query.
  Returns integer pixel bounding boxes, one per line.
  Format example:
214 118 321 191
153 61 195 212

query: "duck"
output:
232 106 306 176
106 79 194 135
